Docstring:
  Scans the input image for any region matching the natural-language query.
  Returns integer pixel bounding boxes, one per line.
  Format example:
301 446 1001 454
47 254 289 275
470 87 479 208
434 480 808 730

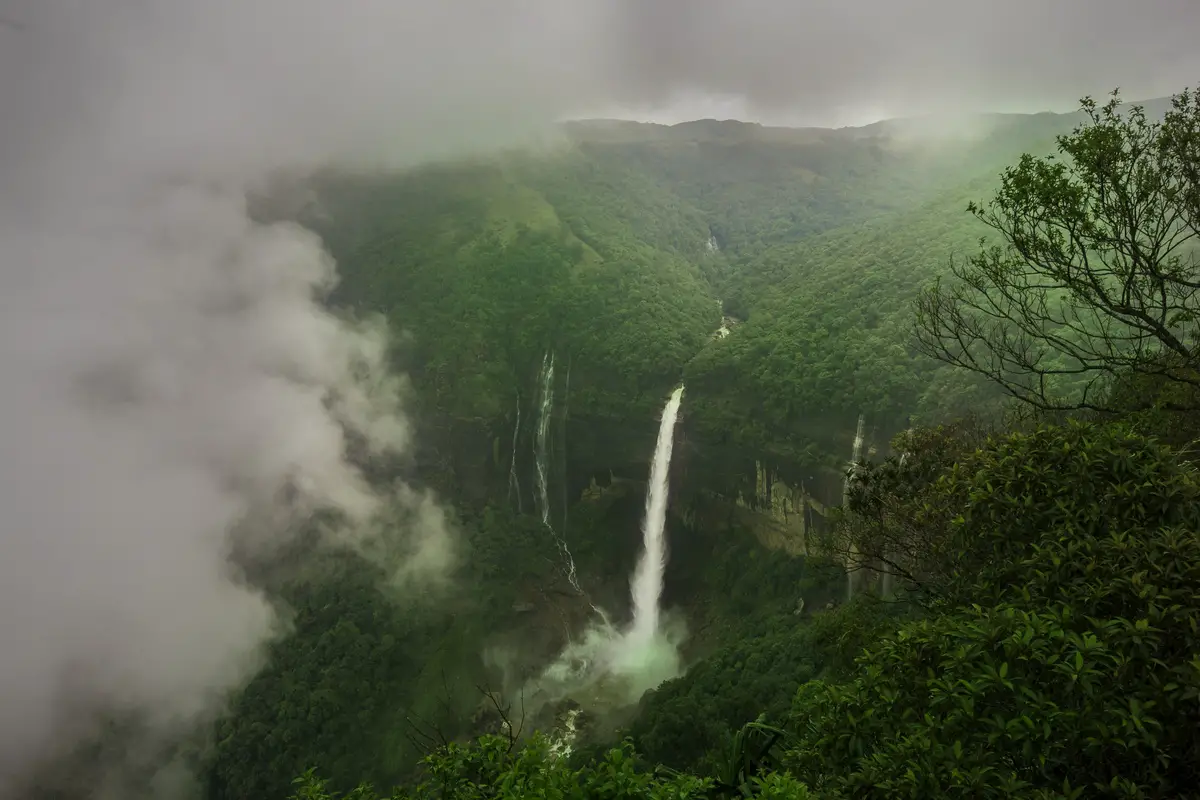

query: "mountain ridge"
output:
562 93 1175 144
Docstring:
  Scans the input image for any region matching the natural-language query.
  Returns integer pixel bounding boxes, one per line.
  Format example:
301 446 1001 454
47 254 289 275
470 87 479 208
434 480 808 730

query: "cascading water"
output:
534 351 584 594
626 385 686 648
522 385 688 727
534 352 555 525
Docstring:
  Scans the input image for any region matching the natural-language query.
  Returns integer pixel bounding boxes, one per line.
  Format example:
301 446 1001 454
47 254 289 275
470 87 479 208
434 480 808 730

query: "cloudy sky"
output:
0 0 1196 796
598 0 1200 126
3 1 1198 138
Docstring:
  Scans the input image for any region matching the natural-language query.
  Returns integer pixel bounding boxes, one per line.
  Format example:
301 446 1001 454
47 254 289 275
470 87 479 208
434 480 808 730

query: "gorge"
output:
189 94 1200 798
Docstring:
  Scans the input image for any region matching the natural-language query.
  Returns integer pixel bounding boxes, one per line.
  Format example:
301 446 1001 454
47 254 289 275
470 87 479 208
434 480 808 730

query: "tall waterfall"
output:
627 386 686 648
534 352 583 594
523 386 687 723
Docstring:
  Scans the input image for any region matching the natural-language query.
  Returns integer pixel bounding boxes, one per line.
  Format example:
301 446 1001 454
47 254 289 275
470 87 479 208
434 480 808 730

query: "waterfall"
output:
507 392 522 512
845 413 865 601
534 352 555 525
843 413 866 502
523 386 686 724
627 386 686 647
534 351 584 594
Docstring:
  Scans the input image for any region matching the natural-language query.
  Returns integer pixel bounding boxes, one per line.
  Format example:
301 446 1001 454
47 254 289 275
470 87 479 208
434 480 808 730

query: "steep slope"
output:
684 177 1010 482
205 100 1192 800
293 160 718 506
272 105 1094 511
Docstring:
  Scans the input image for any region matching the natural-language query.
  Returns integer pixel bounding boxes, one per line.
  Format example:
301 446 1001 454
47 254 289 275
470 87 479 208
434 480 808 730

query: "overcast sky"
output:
0 0 1196 796
596 0 1200 126
3 1 1198 135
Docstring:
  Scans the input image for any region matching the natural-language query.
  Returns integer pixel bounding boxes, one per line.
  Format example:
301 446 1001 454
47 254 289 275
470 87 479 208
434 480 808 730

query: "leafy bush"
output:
786 423 1200 798
292 735 813 799
631 599 906 775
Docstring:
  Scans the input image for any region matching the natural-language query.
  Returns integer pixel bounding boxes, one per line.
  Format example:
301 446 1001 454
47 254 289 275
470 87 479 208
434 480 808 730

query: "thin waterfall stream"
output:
534 351 584 594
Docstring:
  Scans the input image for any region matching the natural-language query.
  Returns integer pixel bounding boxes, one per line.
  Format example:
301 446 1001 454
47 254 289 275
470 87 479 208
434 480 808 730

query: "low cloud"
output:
1 0 1196 796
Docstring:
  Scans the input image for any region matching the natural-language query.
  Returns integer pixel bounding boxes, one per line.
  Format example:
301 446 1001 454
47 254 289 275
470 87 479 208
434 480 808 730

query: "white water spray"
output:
626 385 685 648
521 386 688 729
844 413 866 503
534 352 584 594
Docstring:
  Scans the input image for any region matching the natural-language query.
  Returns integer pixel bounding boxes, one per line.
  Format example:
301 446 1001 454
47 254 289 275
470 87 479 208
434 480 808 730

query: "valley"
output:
203 105 1087 796
7 0 1199 796
106 92 1200 800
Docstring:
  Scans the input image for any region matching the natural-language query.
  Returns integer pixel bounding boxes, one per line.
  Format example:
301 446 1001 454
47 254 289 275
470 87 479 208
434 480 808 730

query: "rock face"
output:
735 459 832 555
414 359 906 593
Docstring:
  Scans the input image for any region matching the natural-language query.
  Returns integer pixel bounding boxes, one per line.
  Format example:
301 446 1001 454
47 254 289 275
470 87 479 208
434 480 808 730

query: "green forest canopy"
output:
212 90 1200 800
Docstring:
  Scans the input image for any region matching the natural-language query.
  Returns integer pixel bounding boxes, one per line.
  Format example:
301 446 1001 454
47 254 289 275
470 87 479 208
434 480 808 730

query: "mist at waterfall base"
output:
523 386 688 719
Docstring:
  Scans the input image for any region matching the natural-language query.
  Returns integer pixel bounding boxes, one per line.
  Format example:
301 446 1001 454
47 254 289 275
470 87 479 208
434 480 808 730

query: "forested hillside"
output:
280 102 1084 493
178 90 1200 800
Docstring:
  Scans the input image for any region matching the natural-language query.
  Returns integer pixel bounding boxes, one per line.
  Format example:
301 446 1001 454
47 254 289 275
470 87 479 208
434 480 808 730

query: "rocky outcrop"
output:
734 460 831 554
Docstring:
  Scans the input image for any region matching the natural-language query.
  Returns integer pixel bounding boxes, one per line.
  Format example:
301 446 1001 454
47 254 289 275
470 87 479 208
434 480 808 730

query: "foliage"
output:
682 180 1019 469
833 417 994 600
290 107 1085 486
630 599 906 775
916 89 1200 412
205 506 575 800
311 164 719 428
244 98 1200 800
786 422 1200 798
291 735 813 799
933 421 1200 609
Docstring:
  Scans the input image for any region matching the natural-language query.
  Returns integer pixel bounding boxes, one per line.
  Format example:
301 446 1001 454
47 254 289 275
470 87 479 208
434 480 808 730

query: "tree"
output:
915 88 1200 413
832 417 992 603
292 734 814 799
787 423 1200 799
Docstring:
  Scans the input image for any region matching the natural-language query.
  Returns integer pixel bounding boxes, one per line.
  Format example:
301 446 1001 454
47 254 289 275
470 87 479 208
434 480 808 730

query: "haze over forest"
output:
2 2 1199 799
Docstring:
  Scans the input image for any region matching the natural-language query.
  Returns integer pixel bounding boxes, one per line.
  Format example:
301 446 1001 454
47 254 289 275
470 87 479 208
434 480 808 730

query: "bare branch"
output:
916 88 1200 414
476 684 527 754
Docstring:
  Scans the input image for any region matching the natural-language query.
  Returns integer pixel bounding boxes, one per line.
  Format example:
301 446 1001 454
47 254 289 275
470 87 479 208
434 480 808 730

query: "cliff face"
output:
738 460 831 555
413 391 876 557
403 332 913 617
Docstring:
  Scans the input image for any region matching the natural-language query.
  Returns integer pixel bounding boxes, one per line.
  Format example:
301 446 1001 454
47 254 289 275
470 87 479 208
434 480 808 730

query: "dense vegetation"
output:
297 421 1200 799
195 88 1200 800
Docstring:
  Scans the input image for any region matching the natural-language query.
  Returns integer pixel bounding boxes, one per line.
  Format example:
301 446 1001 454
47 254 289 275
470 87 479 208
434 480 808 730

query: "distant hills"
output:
564 94 1174 144
268 92 1181 498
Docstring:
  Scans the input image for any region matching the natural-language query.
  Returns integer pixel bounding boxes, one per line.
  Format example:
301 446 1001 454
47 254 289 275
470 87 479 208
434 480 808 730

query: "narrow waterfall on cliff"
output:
534 351 555 524
626 385 686 648
845 413 866 600
507 391 522 512
534 351 583 594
